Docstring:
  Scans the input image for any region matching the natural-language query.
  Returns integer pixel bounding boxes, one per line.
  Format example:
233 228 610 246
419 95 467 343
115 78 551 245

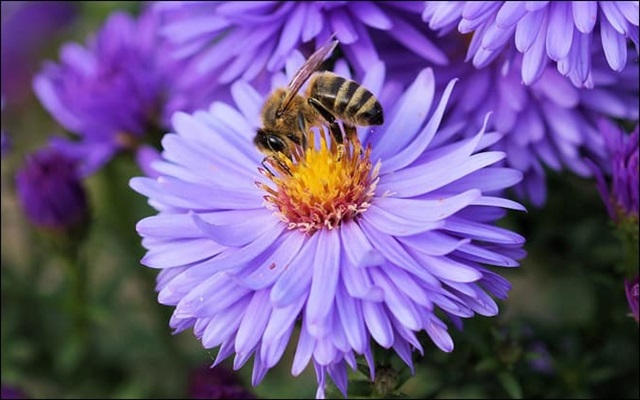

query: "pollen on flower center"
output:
257 127 379 234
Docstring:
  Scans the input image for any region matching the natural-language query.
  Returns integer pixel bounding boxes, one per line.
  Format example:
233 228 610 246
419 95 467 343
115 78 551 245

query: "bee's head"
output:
254 128 289 157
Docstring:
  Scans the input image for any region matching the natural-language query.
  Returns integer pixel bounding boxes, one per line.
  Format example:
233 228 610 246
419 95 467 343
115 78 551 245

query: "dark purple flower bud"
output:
15 147 89 233
188 365 256 399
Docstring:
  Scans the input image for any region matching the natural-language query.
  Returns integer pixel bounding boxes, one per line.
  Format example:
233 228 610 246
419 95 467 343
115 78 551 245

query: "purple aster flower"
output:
188 364 256 399
33 8 185 176
589 118 639 222
152 1 447 111
423 1 639 88
15 146 88 233
1 1 77 105
625 277 639 323
428 34 639 206
130 55 526 398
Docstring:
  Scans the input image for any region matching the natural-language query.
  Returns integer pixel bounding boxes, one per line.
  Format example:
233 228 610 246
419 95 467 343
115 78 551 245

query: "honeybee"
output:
254 38 384 161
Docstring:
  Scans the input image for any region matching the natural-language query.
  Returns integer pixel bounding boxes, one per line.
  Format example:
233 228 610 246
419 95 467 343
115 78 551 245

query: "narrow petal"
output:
424 315 454 352
600 1 629 34
370 269 421 330
372 68 435 159
522 12 550 84
336 282 368 353
327 362 348 398
175 275 252 318
406 250 484 283
260 323 294 369
471 196 527 211
313 334 338 365
190 225 284 273
496 2 528 28
190 210 278 247
445 217 526 245
292 325 316 376
398 230 468 257
572 1 597 33
270 233 319 307
201 297 250 348
330 12 358 44
263 292 307 344
546 2 574 60
238 231 306 290
235 290 271 354
141 237 223 269
306 230 341 324
339 220 385 268
515 8 545 52
373 189 482 222
352 1 392 29
382 77 458 173
385 13 448 65
362 205 444 237
614 1 639 26
358 220 441 289
378 152 505 197
382 267 433 309
362 301 394 348
600 16 628 71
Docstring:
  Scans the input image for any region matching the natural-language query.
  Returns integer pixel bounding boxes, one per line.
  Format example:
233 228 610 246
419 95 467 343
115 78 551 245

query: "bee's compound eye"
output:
267 135 286 153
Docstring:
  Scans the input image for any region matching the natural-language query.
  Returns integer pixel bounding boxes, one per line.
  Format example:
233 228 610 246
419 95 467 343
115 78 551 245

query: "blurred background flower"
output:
1 1 78 106
428 35 639 207
590 119 639 224
423 1 640 87
33 6 186 176
152 1 447 112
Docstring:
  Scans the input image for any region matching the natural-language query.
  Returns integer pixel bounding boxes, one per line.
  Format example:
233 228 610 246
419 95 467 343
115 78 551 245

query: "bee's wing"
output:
277 38 339 117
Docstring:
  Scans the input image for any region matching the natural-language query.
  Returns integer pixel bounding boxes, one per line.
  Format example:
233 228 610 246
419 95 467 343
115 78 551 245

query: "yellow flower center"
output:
257 127 379 234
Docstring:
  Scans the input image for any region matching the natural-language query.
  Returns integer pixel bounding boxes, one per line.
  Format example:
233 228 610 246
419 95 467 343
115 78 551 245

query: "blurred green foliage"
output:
1 1 638 399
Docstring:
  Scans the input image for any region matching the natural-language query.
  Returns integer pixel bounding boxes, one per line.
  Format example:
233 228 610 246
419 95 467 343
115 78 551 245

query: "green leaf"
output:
498 371 523 399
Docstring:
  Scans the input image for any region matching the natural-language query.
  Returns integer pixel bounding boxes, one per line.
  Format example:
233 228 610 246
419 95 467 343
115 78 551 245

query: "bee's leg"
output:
343 123 358 141
261 156 291 176
297 114 308 149
308 97 343 145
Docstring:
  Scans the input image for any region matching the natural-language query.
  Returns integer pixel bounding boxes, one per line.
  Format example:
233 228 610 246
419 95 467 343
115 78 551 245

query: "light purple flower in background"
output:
152 1 447 111
423 1 639 88
589 118 639 222
428 35 639 207
33 9 184 176
130 57 526 398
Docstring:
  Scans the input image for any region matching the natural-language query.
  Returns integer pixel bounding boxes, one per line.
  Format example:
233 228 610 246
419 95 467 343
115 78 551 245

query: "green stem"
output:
61 246 89 354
